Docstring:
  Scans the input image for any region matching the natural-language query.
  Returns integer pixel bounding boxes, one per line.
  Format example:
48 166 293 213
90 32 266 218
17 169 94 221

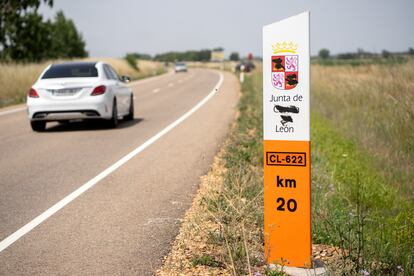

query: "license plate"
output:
50 88 81 96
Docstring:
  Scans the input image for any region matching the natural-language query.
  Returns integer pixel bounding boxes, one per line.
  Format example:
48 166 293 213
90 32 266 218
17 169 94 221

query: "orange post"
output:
264 140 311 267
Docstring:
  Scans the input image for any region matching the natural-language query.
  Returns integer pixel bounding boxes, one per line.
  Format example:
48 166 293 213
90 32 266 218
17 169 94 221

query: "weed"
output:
191 254 223 268
265 269 286 276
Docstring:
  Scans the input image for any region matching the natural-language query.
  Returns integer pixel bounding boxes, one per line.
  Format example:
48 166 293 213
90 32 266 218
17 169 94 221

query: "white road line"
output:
0 72 224 253
0 107 26 117
152 88 161 93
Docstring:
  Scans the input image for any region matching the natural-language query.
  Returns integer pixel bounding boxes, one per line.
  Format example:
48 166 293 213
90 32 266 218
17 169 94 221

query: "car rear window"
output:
42 63 98 79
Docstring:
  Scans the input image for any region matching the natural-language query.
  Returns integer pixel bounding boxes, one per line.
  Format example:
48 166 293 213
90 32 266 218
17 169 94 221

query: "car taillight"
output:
91 85 106 96
28 88 39 98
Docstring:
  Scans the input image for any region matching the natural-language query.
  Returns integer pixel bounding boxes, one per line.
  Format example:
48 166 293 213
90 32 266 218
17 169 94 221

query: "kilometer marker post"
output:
263 12 312 268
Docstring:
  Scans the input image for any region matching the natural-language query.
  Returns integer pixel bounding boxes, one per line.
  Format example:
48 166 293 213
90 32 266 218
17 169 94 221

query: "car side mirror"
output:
121 75 131 83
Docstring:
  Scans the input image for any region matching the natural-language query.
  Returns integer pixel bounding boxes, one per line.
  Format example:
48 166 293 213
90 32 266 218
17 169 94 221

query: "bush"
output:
124 54 139 71
318 48 330 59
382 50 391 58
229 52 240 61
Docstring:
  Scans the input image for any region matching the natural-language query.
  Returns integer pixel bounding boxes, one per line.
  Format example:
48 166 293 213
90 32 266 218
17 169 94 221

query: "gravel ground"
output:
156 149 231 275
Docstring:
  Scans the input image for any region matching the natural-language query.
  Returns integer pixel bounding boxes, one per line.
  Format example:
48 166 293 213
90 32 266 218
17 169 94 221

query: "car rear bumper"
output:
27 97 112 121
174 68 187 72
31 110 102 121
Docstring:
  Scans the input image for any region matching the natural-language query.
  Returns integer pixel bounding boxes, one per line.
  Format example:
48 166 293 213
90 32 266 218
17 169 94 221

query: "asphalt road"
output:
0 69 239 275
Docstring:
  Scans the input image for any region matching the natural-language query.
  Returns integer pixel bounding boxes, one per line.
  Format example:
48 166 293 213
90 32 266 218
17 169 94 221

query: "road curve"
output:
0 69 239 275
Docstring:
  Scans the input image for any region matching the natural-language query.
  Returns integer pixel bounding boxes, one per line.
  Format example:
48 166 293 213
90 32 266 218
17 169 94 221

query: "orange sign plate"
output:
264 140 311 267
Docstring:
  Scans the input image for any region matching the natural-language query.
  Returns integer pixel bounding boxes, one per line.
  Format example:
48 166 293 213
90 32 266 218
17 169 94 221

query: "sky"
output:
40 0 414 58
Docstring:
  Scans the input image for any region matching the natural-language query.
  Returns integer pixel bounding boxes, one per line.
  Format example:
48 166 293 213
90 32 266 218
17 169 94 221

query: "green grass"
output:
311 112 413 274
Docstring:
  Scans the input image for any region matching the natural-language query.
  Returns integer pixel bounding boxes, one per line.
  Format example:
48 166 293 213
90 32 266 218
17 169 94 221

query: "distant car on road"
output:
27 61 134 131
235 61 255 72
174 62 187 73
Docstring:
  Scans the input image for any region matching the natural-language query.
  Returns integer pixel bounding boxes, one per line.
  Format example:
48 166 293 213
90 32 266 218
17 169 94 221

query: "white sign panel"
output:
263 12 310 141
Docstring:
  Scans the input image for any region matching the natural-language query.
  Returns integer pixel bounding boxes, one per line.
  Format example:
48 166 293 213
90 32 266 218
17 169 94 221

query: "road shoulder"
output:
156 144 232 275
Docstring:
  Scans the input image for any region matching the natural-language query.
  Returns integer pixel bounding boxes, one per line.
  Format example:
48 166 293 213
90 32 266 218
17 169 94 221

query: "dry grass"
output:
156 151 232 276
311 59 414 197
187 61 238 72
83 57 165 79
0 58 165 107
0 62 47 106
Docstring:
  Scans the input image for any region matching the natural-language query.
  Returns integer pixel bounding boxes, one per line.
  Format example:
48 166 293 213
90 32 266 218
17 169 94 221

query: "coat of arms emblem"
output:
271 42 299 90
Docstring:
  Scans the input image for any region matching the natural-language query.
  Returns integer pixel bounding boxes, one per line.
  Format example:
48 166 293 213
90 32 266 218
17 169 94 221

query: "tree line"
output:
0 0 87 62
318 47 414 60
153 50 212 62
126 49 243 62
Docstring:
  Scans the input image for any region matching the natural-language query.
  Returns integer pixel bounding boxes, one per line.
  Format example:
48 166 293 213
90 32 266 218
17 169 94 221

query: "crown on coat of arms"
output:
272 42 298 54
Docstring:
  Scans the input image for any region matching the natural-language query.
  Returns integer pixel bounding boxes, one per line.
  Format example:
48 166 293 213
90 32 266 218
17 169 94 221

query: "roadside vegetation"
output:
159 56 414 275
312 60 414 198
187 61 238 71
311 58 414 274
124 53 140 71
199 70 264 275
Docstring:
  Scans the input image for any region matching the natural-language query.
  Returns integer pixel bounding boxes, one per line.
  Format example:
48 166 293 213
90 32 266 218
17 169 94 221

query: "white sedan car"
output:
174 62 187 73
27 61 134 131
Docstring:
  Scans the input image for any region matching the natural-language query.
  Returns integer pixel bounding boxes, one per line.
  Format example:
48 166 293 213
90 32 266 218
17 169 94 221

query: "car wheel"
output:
108 99 118 128
30 121 46 132
124 95 134 121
